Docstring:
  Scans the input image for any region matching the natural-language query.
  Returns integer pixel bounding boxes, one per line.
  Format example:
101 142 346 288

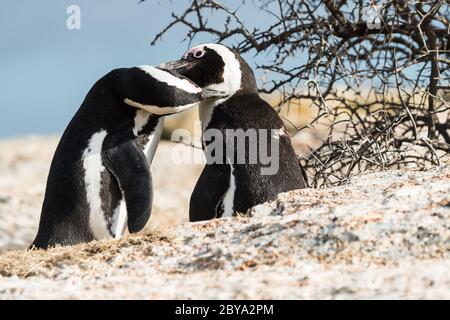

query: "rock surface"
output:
0 136 449 299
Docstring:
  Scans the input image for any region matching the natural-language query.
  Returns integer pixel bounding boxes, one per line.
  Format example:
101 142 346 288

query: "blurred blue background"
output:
0 0 265 138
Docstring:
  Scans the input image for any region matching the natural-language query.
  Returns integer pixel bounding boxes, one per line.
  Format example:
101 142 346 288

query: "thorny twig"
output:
150 0 450 187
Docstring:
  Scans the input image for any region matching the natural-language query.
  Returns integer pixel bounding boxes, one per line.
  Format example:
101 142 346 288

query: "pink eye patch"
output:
183 46 205 59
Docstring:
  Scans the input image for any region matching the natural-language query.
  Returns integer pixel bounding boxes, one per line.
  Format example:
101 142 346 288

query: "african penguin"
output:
31 65 223 249
159 43 307 221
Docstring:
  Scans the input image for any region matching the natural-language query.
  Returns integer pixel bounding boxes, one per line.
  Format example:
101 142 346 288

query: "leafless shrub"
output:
151 0 450 187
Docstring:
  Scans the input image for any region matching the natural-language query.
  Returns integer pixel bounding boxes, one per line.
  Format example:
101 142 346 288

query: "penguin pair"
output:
159 44 307 221
31 65 223 249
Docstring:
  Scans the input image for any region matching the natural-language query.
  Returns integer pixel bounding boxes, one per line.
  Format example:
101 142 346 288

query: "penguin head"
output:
159 43 258 97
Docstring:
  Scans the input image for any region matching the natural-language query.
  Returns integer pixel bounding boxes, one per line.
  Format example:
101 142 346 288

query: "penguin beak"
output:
157 59 193 74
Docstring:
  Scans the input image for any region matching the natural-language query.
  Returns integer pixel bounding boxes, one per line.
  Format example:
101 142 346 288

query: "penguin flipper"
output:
189 164 231 222
102 139 152 233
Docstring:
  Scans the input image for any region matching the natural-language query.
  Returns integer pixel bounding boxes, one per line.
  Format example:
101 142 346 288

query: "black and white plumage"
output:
31 65 220 249
159 44 307 221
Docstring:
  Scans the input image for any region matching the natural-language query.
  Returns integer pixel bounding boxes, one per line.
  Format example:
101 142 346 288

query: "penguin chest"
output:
82 130 124 240
81 115 161 240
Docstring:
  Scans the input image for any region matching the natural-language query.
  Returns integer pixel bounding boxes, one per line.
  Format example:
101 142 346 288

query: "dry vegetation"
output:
152 0 450 187
0 233 166 278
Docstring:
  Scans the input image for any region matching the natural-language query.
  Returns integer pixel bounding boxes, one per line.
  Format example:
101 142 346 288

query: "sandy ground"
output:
0 135 449 299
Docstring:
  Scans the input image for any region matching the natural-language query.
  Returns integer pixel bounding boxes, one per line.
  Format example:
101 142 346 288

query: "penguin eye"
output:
193 50 205 59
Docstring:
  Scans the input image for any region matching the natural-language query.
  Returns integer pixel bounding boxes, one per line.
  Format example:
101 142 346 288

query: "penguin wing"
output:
102 138 152 233
189 164 231 222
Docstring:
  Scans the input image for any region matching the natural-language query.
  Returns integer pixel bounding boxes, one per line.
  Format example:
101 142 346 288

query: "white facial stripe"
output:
124 98 199 115
138 65 201 94
82 130 112 240
190 44 242 132
199 43 242 96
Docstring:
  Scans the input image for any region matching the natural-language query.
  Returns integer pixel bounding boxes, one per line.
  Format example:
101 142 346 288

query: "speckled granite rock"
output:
0 136 449 299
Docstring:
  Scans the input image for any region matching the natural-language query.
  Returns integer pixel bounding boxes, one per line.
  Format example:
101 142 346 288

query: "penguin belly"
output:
81 130 111 240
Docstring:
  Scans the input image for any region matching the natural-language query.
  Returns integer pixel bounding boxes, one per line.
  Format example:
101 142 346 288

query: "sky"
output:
0 1 430 138
0 0 266 138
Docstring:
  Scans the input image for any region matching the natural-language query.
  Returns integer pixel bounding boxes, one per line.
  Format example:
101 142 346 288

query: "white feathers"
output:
222 162 236 218
125 66 202 115
82 130 112 240
124 99 199 116
133 109 151 136
193 44 242 131
144 117 164 163
111 200 127 239
198 99 216 132
138 65 201 94
132 112 164 161
195 43 242 96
